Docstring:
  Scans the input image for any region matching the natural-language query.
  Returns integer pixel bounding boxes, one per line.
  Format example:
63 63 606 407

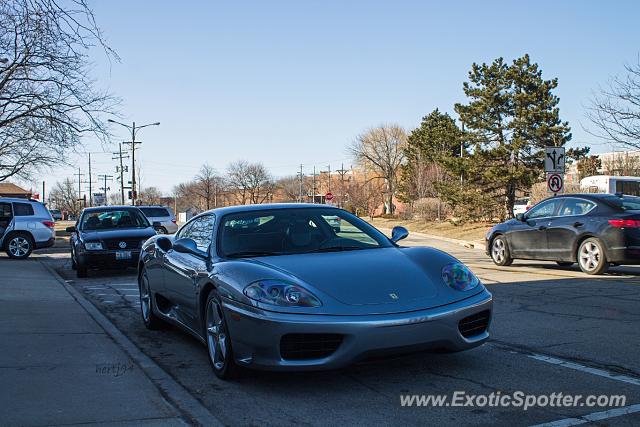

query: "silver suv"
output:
0 198 56 259
137 206 178 234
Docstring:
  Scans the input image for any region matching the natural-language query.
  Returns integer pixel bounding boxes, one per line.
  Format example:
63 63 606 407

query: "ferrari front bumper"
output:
222 289 493 371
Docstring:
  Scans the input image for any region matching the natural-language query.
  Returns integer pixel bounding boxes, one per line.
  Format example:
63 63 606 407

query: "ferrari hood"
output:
249 247 478 312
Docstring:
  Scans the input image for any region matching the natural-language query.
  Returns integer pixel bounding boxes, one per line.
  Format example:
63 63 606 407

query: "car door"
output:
545 197 597 261
163 214 215 330
0 202 13 242
507 198 562 259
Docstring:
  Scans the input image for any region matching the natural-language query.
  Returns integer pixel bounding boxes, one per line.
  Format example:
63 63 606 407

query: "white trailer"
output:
580 175 640 196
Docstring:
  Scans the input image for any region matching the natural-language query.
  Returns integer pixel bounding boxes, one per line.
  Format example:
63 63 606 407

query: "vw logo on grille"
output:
118 241 127 249
389 293 399 300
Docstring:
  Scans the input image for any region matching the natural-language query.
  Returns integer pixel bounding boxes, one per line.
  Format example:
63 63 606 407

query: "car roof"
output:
198 203 340 217
551 193 632 201
81 205 142 213
0 197 42 203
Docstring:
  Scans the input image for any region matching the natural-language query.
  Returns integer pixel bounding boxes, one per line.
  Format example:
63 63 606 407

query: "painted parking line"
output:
530 404 640 427
524 353 640 426
528 354 640 387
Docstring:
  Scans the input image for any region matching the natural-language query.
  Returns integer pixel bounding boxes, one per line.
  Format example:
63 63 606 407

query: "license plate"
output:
115 251 132 260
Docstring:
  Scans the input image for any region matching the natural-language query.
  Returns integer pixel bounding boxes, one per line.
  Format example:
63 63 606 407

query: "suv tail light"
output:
608 219 640 228
42 221 55 229
172 219 177 224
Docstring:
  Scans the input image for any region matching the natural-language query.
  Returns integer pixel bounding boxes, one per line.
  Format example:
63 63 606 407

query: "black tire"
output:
205 289 239 380
556 261 574 267
157 226 168 234
5 232 34 259
577 238 609 275
76 260 88 278
490 235 513 266
70 247 77 270
139 269 164 330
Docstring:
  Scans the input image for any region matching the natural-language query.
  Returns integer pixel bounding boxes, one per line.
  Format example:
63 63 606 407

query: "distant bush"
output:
413 198 450 221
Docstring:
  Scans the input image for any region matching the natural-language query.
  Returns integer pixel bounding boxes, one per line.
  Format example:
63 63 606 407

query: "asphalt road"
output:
40 232 640 427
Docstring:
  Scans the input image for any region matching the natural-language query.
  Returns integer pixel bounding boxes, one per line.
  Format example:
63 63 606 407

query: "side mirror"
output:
515 213 525 222
65 226 76 233
391 226 409 243
156 236 173 252
173 238 208 259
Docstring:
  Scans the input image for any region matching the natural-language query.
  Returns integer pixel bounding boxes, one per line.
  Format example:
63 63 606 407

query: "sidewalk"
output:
0 258 187 426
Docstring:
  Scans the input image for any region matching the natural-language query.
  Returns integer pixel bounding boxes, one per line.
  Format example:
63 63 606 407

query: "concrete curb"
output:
377 226 485 250
40 261 223 427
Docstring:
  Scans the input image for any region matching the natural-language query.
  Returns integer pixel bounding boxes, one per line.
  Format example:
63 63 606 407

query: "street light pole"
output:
108 119 159 206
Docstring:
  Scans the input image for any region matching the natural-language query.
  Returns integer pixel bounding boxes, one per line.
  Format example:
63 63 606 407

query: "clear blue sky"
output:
39 0 640 195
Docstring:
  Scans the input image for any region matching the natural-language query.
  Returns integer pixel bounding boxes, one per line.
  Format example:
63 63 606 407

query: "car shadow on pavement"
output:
507 261 640 276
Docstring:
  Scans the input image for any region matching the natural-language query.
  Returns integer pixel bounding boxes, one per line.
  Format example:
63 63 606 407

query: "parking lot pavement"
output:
34 236 640 427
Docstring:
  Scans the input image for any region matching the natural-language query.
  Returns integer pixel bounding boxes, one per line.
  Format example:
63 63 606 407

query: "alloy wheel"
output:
8 237 30 258
492 238 505 263
579 241 601 272
140 273 151 322
206 299 228 371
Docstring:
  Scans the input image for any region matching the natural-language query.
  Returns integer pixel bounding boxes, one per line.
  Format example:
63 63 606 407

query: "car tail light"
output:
608 219 640 228
42 221 55 229
171 219 177 224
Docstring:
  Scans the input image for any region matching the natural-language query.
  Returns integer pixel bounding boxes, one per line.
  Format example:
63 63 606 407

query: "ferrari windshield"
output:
218 208 392 258
80 209 150 231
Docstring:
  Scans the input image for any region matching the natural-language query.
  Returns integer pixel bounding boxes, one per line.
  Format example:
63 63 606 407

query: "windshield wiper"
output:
225 251 283 258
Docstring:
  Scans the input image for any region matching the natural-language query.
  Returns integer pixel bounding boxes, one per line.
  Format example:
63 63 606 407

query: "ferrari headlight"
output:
441 263 479 291
244 279 321 307
84 242 103 251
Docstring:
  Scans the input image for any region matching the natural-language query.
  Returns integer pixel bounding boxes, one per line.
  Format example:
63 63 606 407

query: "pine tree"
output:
454 54 572 219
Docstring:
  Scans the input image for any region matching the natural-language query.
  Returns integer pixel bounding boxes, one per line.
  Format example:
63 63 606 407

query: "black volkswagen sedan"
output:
67 206 158 278
486 194 640 274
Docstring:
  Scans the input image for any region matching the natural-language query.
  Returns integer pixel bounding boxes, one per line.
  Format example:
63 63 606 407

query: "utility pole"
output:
112 143 129 205
296 164 304 203
123 123 140 206
75 168 87 208
323 164 331 194
42 181 45 206
98 174 113 206
311 166 319 204
336 163 348 208
88 153 93 207
109 119 159 206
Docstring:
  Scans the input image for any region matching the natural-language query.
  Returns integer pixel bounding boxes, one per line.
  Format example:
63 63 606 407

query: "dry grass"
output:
368 217 496 242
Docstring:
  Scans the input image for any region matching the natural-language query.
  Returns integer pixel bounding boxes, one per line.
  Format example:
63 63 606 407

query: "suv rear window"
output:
139 207 170 217
13 202 34 216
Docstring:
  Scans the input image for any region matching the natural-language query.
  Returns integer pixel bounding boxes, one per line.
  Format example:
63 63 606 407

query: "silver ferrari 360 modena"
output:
138 204 492 379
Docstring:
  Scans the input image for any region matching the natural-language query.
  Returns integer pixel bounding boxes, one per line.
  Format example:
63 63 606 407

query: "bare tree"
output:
194 164 223 209
226 160 273 204
173 181 201 211
602 152 640 176
346 176 384 221
138 186 163 205
0 0 118 182
587 60 640 150
276 175 304 202
349 124 407 215
49 178 81 218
